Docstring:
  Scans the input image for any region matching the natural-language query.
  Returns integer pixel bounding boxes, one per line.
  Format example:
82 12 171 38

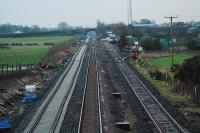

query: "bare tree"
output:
96 20 106 38
57 22 72 31
113 23 128 49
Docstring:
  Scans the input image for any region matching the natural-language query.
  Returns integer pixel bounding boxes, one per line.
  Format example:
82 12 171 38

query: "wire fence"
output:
137 59 200 105
0 63 35 75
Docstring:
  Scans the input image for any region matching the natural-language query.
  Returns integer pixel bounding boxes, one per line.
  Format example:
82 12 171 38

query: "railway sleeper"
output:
115 121 130 131
111 92 122 98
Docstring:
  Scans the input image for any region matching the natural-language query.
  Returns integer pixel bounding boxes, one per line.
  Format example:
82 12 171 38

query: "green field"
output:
147 55 193 68
0 46 49 64
0 35 77 64
0 35 76 45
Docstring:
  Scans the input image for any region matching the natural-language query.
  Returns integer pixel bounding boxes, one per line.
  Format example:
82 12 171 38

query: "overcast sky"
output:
0 0 199 27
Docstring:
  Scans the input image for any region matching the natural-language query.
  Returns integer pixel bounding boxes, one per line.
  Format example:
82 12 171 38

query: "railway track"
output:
23 45 87 133
105 42 187 133
78 44 103 133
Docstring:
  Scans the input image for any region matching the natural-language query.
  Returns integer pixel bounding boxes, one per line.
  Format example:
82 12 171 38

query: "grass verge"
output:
133 63 200 113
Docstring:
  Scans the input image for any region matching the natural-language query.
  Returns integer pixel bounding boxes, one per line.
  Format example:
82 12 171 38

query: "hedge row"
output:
0 46 11 49
0 43 55 46
11 43 23 46
25 43 39 46
0 43 9 46
44 43 55 46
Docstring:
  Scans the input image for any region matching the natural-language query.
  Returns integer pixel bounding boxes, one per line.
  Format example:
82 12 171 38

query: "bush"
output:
0 43 9 46
25 43 39 46
11 43 23 46
141 38 162 51
44 43 55 46
0 46 11 50
175 55 200 85
187 38 197 49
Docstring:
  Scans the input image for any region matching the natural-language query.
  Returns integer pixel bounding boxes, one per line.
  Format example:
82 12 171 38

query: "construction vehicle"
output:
131 42 143 60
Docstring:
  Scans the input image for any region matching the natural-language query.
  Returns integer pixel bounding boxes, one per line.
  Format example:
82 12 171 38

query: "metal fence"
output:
0 63 35 75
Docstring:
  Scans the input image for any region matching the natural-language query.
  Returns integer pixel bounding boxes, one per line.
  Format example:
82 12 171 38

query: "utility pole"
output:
164 15 178 68
127 0 133 25
176 25 179 54
129 0 133 26
127 0 130 25
127 0 133 51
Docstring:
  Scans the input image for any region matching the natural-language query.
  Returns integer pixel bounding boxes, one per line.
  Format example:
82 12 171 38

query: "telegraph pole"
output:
127 0 130 25
127 0 133 25
164 15 178 67
127 0 133 51
129 0 133 26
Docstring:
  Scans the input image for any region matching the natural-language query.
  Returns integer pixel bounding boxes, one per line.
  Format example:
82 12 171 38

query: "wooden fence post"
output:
12 64 13 72
6 64 8 73
19 63 21 71
16 63 17 71
177 79 179 95
195 86 197 104
1 65 4 74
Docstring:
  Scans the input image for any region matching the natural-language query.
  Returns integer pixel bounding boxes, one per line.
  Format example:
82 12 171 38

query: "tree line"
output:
96 20 200 51
0 22 87 37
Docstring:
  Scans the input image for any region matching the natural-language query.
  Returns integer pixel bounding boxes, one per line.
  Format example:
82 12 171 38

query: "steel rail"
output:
95 44 103 133
77 47 91 133
105 42 186 133
77 44 103 133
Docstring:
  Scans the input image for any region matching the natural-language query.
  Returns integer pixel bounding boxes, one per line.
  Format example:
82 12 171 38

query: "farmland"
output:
0 46 49 64
0 35 76 45
0 35 77 65
147 54 194 68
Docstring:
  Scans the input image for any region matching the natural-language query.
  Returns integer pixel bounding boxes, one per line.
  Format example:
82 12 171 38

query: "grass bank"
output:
133 63 200 113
